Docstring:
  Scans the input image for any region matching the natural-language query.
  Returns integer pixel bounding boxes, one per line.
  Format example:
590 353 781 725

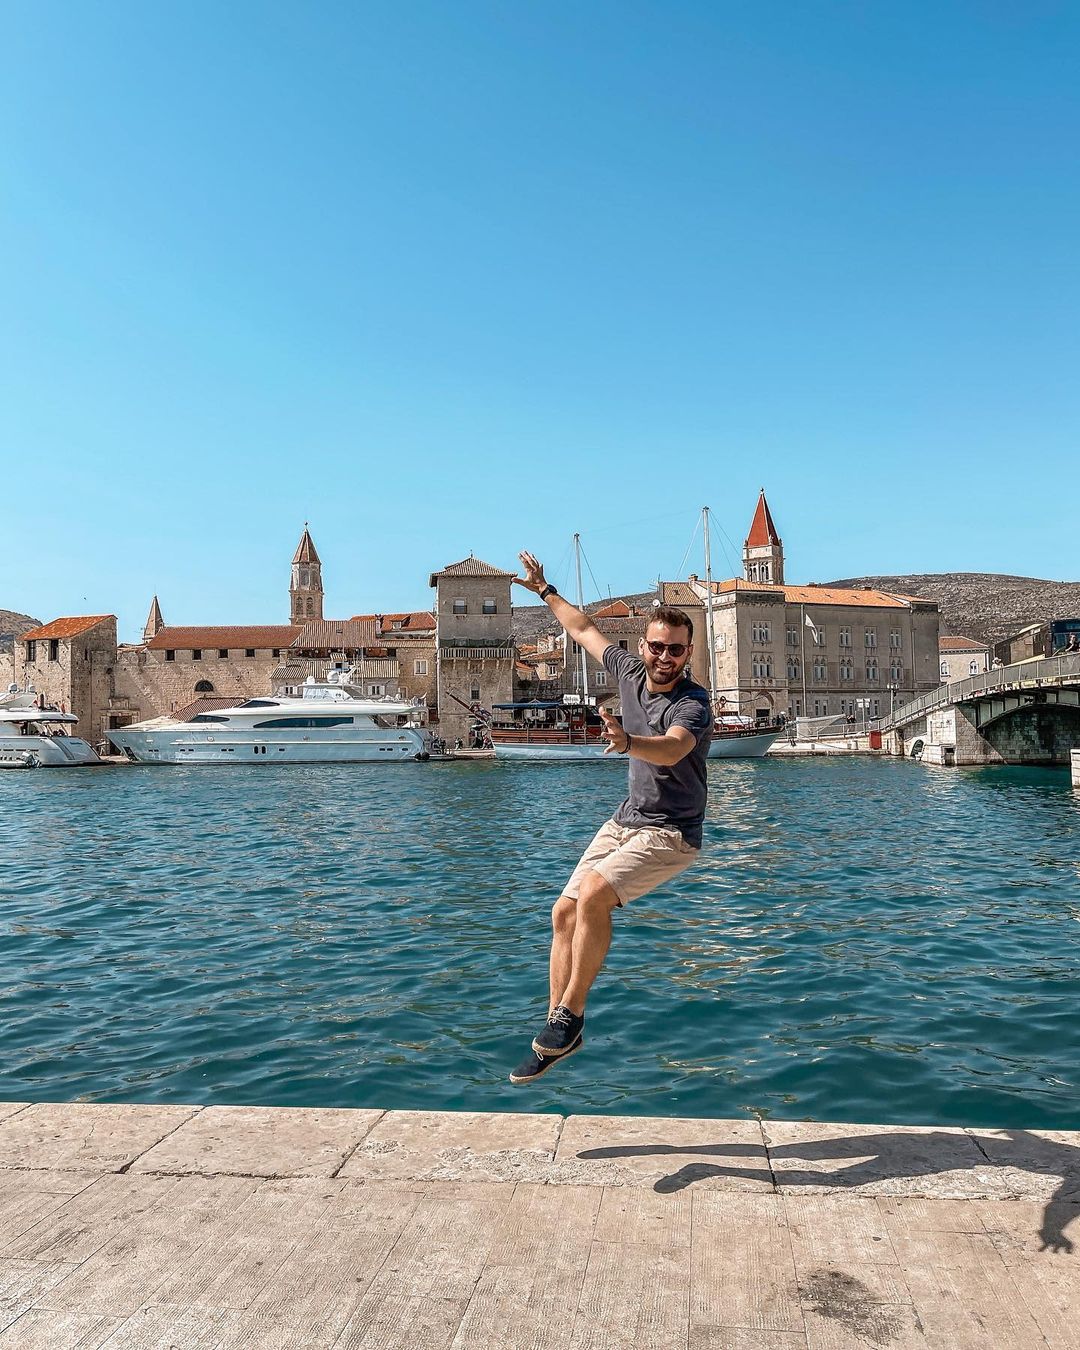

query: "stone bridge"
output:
876 653 1080 766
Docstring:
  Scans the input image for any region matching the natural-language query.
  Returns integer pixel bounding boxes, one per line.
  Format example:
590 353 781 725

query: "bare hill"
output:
826 574 1080 646
0 609 41 650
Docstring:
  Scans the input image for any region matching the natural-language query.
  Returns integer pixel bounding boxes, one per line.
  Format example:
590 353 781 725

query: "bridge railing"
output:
873 652 1080 731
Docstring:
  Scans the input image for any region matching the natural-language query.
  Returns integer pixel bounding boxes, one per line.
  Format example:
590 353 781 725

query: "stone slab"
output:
0 1104 199 1175
129 1105 383 1178
339 1109 561 1183
0 1109 28 1129
0 1105 1077 1349
555 1114 772 1191
762 1120 1001 1197
967 1128 1080 1202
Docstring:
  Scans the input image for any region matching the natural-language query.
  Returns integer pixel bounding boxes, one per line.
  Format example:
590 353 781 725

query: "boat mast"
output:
702 506 719 708
574 533 589 697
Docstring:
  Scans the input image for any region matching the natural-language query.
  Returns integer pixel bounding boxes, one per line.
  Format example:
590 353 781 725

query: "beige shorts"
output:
563 819 701 907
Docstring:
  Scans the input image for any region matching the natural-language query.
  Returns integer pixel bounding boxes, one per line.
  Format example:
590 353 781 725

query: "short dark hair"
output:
646 606 694 644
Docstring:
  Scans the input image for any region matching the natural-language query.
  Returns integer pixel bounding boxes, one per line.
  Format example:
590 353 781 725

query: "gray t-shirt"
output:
603 644 713 849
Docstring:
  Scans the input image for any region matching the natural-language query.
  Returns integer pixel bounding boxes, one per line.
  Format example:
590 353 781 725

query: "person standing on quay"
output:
509 551 713 1084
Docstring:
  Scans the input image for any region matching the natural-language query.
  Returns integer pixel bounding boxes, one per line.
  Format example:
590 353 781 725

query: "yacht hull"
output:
707 729 781 759
107 728 430 764
0 735 101 767
493 742 618 761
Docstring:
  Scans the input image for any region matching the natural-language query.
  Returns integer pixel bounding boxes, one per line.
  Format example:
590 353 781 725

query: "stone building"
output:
271 612 437 711
114 616 303 719
15 616 118 748
429 556 515 743
660 491 941 722
939 635 991 683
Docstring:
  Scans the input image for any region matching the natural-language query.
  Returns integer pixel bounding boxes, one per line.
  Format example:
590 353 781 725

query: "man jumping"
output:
509 550 713 1084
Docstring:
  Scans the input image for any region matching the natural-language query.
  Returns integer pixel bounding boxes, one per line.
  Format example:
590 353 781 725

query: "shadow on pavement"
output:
576 1128 1080 1253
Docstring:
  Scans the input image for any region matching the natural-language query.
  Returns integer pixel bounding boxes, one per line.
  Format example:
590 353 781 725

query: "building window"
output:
890 629 902 649
48 639 59 661
368 685 385 696
866 658 879 682
864 628 877 648
813 624 825 647
571 670 581 688
618 640 629 650
218 649 229 658
968 659 980 675
452 599 467 616
891 662 904 682
940 660 949 677
25 641 36 663
414 660 428 675
192 649 202 661
165 650 175 662
839 657 853 681
482 598 497 615
813 658 827 682
470 685 481 701
194 680 215 694
787 657 799 681
786 625 798 647
751 621 771 643
595 670 607 687
571 640 581 655
839 627 852 648
751 655 773 679
246 649 256 658
272 649 281 658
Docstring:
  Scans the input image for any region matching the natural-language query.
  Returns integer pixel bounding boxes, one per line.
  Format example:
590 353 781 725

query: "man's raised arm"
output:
514 551 611 666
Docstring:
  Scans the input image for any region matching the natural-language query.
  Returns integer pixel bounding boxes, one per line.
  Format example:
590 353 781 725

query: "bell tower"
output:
743 489 784 585
290 525 324 622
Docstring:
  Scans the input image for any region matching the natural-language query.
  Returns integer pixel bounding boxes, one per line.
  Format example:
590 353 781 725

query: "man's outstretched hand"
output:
516 551 548 595
599 706 629 755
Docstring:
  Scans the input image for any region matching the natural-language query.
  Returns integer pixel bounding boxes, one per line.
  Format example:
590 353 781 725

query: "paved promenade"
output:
0 1101 1076 1348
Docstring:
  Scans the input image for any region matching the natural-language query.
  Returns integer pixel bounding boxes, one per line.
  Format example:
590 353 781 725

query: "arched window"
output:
194 680 215 694
306 597 315 616
969 660 980 675
940 661 949 677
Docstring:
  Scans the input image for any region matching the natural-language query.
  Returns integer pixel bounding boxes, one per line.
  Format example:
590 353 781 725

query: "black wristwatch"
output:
539 584 558 601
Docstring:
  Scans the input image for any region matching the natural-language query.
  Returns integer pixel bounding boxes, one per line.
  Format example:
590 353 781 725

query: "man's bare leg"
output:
558 872 620 1016
549 895 577 1014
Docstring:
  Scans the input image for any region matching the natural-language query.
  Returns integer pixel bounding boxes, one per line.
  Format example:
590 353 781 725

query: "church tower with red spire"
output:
743 489 784 585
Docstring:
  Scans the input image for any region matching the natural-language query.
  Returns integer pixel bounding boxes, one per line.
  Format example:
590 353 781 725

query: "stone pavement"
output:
0 1101 1077 1348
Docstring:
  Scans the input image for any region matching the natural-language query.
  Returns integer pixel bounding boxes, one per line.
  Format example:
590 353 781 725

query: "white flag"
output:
804 613 819 645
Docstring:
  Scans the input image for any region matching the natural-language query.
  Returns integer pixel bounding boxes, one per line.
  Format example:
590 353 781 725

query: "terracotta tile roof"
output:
292 619 378 649
594 616 648 634
349 611 436 634
292 527 321 565
146 626 302 651
940 635 988 651
745 490 782 548
594 600 632 618
659 582 702 607
707 579 916 609
428 556 516 585
21 615 114 641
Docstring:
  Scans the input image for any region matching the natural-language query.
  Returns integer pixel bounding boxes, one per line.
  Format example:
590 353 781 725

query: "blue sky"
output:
2 2 1077 640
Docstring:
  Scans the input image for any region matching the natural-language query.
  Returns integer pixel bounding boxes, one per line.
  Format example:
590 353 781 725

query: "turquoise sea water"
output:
1 758 1079 1127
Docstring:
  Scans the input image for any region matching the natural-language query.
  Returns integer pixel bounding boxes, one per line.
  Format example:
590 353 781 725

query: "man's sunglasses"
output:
645 640 688 658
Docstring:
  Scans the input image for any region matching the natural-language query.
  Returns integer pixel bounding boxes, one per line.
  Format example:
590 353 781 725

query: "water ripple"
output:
1 758 1078 1126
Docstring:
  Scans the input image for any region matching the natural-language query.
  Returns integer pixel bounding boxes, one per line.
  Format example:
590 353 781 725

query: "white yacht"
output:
0 685 103 767
107 669 434 765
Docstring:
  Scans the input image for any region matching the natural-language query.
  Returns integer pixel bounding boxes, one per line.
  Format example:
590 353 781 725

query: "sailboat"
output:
699 505 785 759
490 535 616 760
